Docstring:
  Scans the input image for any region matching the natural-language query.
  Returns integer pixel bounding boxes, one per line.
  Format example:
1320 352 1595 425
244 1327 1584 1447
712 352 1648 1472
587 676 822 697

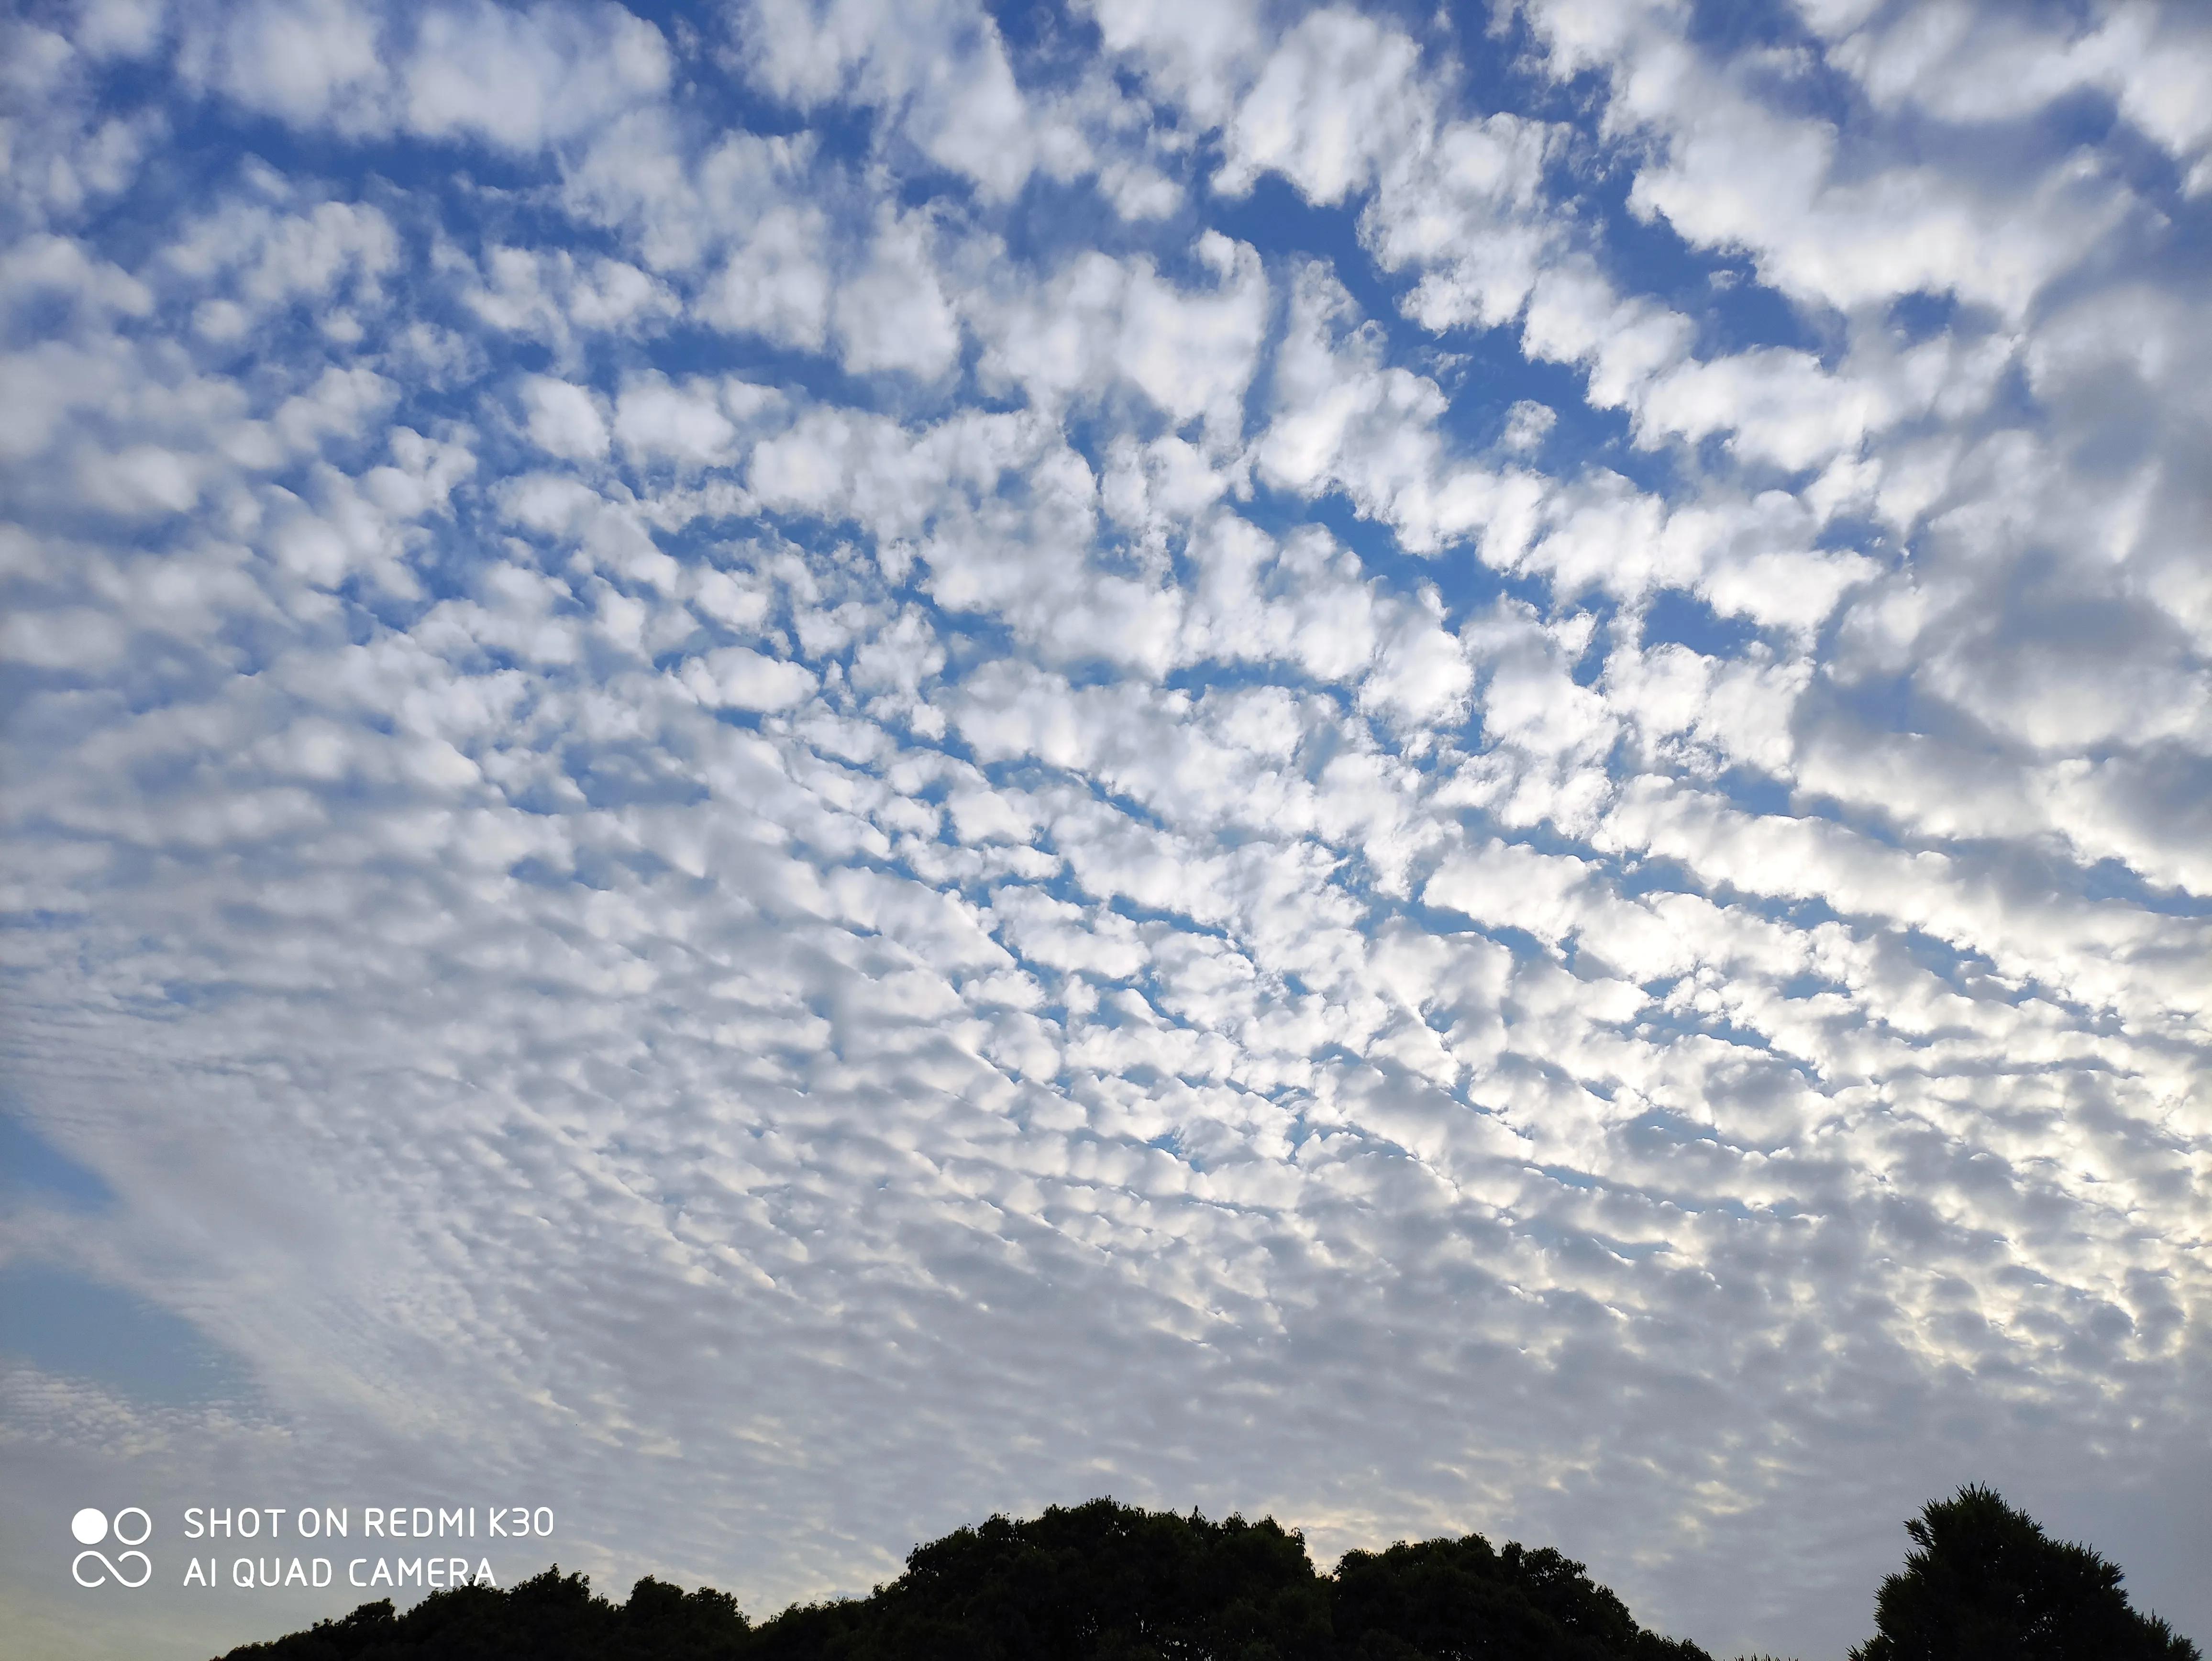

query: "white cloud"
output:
1217 8 1427 205
75 0 168 59
1369 111 1562 332
177 0 669 150
165 192 400 317
975 232 1269 442
181 0 384 128
520 374 610 461
1498 399 1555 454
0 233 153 319
1822 0 2212 192
612 373 744 469
465 245 680 346
6 8 2212 1661
1255 260 1490 552
734 0 1041 200
1082 0 1264 128
1519 0 2149 319
677 645 818 710
402 0 669 150
833 210 962 378
697 201 833 349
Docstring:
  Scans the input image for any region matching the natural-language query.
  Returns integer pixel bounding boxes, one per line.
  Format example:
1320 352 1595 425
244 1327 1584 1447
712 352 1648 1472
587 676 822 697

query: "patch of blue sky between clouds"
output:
3 1 2211 1659
0 1261 256 1409
0 1111 115 1213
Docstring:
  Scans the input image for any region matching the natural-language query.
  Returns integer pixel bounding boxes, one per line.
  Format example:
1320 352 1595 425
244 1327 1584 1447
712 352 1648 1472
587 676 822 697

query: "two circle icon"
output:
72 1507 151 1588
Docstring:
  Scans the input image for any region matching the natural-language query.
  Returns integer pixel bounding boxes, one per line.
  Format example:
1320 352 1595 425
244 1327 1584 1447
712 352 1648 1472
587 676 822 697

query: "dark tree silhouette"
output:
1331 1533 1710 1661
214 1487 2205 1661
744 1500 1336 1660
1850 1484 2198 1661
214 1499 1711 1661
218 1568 751 1660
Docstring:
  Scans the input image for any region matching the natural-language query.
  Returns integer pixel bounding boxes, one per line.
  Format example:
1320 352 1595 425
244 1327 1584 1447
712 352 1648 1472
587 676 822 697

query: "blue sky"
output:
4 0 2211 1656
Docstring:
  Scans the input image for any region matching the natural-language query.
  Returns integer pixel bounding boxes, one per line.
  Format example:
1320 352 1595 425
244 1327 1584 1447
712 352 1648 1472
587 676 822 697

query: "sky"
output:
2 0 2209 1656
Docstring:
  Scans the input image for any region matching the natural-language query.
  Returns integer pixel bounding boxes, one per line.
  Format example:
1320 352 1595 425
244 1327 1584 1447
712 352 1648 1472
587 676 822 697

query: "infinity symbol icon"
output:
73 1549 152 1588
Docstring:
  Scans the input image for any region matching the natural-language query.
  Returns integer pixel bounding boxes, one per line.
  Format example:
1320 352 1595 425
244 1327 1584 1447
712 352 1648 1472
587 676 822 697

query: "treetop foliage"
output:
1849 1484 2198 1661
215 1488 2198 1661
214 1498 1709 1661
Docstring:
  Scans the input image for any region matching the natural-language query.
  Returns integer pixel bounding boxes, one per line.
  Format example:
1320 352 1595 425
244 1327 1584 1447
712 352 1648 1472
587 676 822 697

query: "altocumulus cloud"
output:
2 0 2209 1657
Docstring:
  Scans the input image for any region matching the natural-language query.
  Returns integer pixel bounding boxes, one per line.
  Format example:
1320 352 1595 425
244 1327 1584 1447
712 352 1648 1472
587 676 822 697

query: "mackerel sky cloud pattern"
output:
2 1 2209 1656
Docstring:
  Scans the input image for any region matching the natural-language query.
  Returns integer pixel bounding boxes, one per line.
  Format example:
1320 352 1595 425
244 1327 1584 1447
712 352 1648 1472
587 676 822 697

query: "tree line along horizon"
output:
217 1484 2197 1661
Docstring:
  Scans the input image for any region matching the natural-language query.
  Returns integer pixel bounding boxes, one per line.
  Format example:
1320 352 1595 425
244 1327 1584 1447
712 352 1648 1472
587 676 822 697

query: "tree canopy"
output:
214 1498 1709 1661
1849 1484 2198 1661
214 1487 2200 1661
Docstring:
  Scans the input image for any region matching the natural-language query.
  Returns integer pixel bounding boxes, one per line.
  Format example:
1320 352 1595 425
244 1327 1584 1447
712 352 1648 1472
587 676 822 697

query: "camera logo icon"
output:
72 1507 152 1588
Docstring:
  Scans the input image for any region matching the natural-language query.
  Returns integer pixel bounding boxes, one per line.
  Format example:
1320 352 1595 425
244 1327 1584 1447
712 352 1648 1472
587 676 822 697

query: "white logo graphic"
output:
72 1507 152 1588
